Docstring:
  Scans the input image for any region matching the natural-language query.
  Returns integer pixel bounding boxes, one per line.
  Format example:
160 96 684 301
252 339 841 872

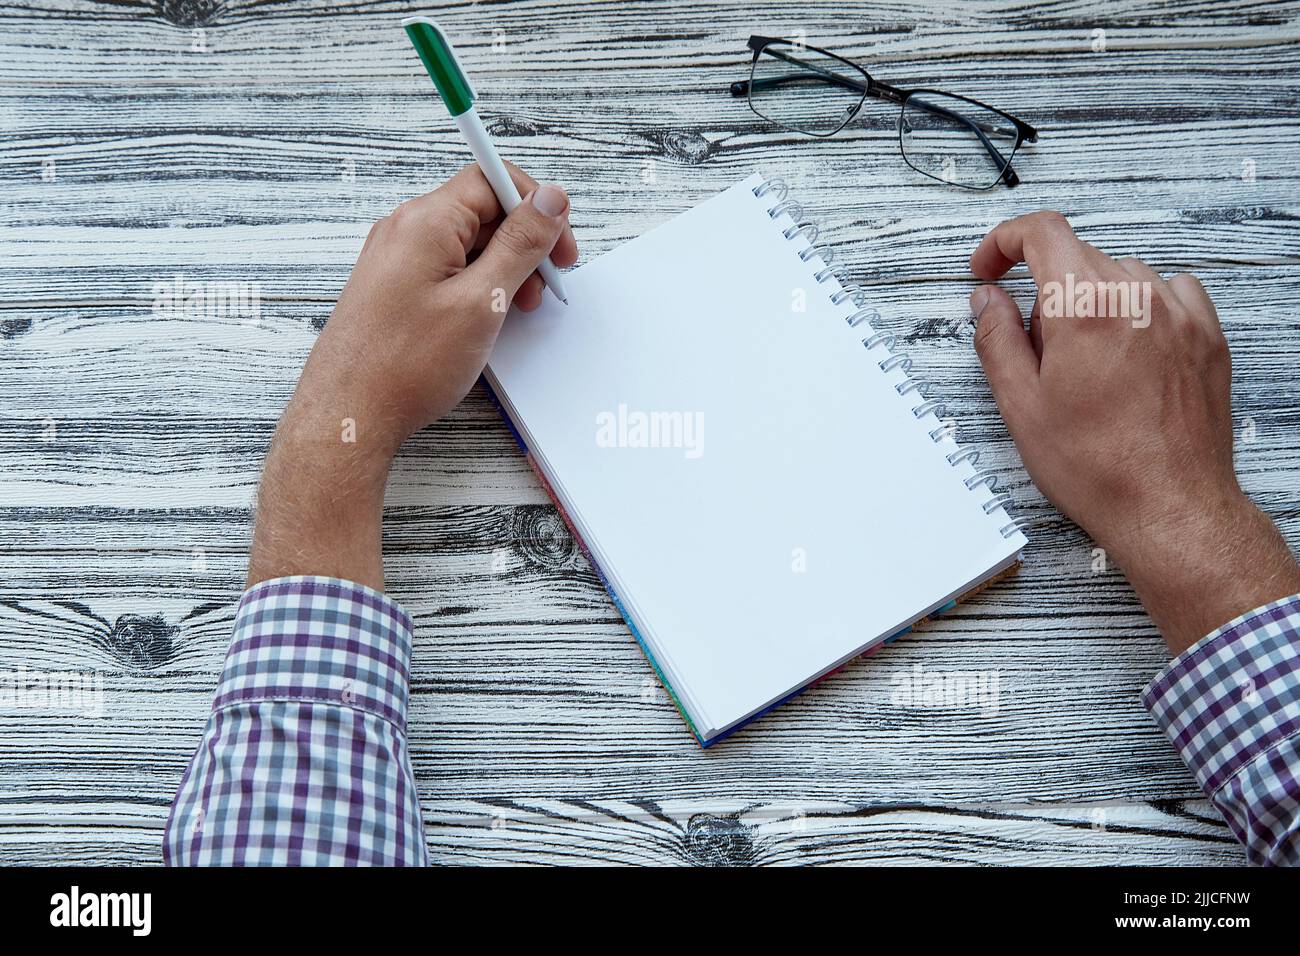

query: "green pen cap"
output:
402 17 475 116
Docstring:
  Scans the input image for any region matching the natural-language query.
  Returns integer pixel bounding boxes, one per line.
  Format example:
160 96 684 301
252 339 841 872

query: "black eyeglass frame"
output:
730 35 1039 189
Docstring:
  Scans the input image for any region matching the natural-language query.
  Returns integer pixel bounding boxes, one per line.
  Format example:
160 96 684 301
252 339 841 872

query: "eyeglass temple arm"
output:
731 73 865 97
876 78 1037 144
902 96 1020 186
730 46 869 98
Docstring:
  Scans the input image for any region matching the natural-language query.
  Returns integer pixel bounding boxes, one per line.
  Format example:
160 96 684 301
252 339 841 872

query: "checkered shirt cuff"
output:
214 575 414 731
1142 592 1300 864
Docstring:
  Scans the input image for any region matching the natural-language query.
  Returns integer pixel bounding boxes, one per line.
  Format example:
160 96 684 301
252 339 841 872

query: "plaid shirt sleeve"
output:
164 576 428 866
1142 593 1300 866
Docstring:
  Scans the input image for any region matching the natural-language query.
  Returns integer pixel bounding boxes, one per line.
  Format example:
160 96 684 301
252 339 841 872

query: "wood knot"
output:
106 614 178 671
682 813 758 866
646 130 715 165
486 116 540 138
1177 205 1267 225
157 0 224 28
902 313 972 344
510 505 582 571
1 317 32 340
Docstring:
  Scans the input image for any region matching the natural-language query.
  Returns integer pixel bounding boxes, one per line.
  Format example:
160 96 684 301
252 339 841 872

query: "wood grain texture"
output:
2 0 1298 866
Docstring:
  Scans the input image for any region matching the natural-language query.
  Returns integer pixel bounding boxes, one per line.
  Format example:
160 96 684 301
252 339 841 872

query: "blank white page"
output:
486 174 1025 738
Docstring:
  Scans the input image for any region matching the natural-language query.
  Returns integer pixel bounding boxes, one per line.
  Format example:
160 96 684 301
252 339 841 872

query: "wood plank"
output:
0 798 1241 866
0 505 1251 806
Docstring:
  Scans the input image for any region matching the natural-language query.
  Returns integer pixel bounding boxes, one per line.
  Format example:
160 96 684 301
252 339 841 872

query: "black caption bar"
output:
0 866 1277 941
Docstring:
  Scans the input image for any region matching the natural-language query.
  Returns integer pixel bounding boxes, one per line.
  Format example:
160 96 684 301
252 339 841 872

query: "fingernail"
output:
970 285 990 320
531 184 568 218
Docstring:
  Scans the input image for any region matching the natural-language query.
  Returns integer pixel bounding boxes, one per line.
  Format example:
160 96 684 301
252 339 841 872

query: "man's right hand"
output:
969 211 1300 654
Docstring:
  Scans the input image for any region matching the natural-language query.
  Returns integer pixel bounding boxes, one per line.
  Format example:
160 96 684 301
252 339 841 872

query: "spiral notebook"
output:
485 173 1026 745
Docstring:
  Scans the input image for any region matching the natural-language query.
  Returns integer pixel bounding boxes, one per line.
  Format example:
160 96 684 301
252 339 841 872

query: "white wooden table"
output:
3 0 1297 865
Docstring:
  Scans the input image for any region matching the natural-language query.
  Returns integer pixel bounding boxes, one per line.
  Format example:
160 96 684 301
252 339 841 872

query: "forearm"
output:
247 381 399 591
1106 491 1300 655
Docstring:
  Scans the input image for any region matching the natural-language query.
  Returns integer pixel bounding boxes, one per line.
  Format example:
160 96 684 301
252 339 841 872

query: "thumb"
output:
465 184 569 303
971 284 1039 428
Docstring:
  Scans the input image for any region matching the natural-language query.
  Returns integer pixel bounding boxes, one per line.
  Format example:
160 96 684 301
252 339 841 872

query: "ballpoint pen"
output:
402 16 569 304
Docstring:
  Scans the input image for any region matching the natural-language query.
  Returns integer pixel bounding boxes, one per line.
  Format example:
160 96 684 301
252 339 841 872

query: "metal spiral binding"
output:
751 176 1024 540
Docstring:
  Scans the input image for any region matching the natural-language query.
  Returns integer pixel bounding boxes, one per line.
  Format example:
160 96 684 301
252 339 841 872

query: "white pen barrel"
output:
455 108 523 213
453 107 568 303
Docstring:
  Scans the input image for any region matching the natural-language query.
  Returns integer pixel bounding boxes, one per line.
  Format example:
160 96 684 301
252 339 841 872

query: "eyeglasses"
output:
730 35 1038 190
